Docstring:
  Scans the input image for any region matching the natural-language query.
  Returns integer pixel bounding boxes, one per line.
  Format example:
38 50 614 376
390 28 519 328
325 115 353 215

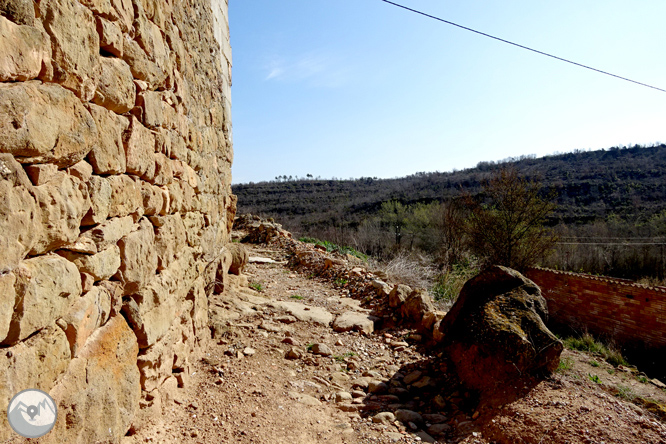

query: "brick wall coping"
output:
528 267 666 293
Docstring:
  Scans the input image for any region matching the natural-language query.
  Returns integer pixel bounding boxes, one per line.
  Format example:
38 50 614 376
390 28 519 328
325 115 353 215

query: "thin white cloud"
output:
266 67 284 80
263 51 351 88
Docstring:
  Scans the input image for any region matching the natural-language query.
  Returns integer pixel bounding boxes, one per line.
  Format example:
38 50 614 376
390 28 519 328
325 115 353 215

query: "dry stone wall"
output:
0 0 234 440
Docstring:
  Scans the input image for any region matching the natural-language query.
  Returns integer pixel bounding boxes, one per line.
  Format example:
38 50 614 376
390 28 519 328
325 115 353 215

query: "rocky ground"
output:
123 236 666 444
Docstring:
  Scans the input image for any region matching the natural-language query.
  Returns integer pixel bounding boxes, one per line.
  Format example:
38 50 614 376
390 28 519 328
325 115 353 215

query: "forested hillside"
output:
234 144 666 230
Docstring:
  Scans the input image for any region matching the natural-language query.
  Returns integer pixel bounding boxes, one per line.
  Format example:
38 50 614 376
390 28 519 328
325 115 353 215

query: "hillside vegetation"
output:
234 144 666 282
235 144 666 227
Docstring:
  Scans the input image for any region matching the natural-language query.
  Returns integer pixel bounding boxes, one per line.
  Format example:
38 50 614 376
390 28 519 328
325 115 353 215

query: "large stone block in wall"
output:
46 316 140 443
134 91 177 131
82 174 112 225
30 171 91 255
200 222 226 261
39 0 100 100
152 152 173 186
188 277 210 345
1 254 81 345
96 15 123 57
0 82 98 168
78 0 116 21
134 7 170 73
110 0 134 33
0 0 37 26
122 247 199 348
166 179 196 214
81 215 135 251
108 174 142 218
57 245 121 281
135 0 172 29
164 21 186 72
0 16 52 81
150 214 186 271
0 272 16 343
136 312 195 395
67 159 93 182
0 154 40 271
115 217 158 295
124 116 157 180
60 285 111 357
141 180 165 216
137 333 174 392
93 56 136 114
122 35 167 89
183 212 205 248
86 104 128 174
0 326 71 442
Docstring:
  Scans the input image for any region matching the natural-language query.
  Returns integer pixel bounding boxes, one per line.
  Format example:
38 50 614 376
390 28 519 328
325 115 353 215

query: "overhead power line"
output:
379 0 666 94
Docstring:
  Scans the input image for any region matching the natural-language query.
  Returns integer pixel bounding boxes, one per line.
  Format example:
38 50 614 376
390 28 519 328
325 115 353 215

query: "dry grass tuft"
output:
369 251 436 291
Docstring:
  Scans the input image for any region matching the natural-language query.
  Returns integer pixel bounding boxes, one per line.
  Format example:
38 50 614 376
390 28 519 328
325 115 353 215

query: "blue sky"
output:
229 1 666 184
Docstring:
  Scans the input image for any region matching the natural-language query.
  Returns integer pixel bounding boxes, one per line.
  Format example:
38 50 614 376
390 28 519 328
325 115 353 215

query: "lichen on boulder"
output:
438 265 563 394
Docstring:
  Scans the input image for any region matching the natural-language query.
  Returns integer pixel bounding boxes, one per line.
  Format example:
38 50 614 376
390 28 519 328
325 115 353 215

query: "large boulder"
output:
437 266 563 394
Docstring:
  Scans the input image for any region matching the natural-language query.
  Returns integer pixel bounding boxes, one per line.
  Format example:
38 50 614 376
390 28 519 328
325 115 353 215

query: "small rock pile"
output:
234 213 292 244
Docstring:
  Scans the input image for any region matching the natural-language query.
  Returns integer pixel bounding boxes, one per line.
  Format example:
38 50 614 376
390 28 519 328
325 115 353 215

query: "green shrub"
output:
333 352 356 362
563 333 627 367
616 385 635 401
298 237 368 261
249 282 264 292
431 260 479 304
556 356 574 373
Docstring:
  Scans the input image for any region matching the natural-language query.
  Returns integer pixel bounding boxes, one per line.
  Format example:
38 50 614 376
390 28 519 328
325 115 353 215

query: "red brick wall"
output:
526 268 666 348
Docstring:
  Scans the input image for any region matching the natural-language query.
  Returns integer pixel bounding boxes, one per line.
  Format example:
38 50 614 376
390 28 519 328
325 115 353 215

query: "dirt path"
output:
123 240 666 444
